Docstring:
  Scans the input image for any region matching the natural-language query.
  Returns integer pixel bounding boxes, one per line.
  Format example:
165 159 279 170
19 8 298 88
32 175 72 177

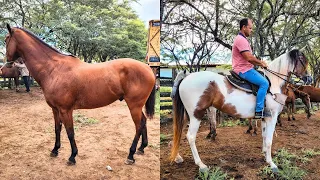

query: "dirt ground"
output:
0 87 160 180
161 110 320 180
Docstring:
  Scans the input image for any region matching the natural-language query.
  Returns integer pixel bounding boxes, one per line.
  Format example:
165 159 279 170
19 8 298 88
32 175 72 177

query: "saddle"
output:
226 70 271 96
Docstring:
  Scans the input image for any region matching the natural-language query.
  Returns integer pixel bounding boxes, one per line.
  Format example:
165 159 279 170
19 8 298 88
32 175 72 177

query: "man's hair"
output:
240 18 249 30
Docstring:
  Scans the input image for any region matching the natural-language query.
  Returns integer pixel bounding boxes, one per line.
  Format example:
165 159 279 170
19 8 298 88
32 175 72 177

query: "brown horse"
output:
277 84 311 124
5 24 156 165
296 85 320 103
0 64 20 91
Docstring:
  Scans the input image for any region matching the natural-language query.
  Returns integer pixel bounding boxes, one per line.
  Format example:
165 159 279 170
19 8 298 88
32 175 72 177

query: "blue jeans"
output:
22 76 30 92
239 69 269 112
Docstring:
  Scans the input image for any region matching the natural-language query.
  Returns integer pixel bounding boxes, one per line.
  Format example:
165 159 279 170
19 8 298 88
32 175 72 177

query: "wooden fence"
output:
160 77 173 123
0 77 37 89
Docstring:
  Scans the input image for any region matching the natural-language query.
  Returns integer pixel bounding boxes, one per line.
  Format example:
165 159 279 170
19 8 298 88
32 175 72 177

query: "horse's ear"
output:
183 69 186 74
7 24 12 35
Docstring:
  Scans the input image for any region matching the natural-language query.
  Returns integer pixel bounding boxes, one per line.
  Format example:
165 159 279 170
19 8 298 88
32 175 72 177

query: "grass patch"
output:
160 109 172 117
160 101 172 106
312 105 319 111
148 144 160 149
302 148 320 158
73 113 99 126
160 86 172 92
259 148 312 179
218 119 249 127
155 90 160 115
160 133 168 144
196 167 228 180
296 109 307 114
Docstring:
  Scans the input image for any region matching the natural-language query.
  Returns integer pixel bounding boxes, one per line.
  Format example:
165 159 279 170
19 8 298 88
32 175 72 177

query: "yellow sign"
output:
146 20 160 67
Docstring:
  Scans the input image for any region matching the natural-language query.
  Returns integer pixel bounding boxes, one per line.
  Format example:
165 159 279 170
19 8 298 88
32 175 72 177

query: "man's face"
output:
243 20 253 37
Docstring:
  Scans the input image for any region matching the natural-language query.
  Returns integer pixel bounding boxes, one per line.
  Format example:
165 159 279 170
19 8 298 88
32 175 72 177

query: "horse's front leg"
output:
264 117 278 172
50 108 62 157
14 77 19 92
59 109 78 165
261 120 267 154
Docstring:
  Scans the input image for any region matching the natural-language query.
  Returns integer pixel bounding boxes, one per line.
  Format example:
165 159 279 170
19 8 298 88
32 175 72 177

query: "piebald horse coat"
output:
171 50 308 173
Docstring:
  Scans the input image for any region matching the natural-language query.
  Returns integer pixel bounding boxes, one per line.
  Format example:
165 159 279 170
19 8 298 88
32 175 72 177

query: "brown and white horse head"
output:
5 24 21 62
289 49 308 78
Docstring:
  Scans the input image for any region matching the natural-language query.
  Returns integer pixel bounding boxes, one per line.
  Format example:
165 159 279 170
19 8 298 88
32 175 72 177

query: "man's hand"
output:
261 61 268 68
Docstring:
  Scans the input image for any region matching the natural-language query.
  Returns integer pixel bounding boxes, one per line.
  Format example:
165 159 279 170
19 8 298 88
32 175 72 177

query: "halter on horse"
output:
171 49 308 173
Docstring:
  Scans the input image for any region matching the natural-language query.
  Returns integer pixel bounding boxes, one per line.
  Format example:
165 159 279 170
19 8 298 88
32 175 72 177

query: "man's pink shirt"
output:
232 34 253 74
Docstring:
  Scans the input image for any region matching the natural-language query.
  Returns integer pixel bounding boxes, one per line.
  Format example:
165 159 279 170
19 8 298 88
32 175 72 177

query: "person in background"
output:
14 57 30 92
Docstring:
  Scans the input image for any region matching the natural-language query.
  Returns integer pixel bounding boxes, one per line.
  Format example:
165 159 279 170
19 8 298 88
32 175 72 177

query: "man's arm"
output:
241 51 268 68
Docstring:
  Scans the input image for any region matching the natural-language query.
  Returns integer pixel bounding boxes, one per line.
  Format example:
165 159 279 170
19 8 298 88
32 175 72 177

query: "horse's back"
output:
180 71 224 91
106 58 155 82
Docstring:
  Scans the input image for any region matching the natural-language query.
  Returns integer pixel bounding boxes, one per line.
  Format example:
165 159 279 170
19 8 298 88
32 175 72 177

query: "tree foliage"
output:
0 0 147 62
161 0 320 71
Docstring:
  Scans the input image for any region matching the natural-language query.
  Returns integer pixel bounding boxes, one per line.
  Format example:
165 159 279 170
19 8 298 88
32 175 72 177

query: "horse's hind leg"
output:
287 104 292 121
246 119 253 134
50 108 62 157
291 103 296 121
187 116 208 172
253 119 258 136
206 107 217 140
125 106 144 165
137 112 148 155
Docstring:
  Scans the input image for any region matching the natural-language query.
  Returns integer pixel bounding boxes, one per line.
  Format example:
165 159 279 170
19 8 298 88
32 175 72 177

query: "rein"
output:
265 68 293 84
0 62 8 70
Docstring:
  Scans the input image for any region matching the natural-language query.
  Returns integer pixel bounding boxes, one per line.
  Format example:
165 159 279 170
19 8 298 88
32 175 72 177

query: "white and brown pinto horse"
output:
170 49 308 173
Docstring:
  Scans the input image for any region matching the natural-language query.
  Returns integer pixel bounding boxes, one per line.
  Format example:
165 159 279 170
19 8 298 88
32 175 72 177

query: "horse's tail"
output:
145 84 156 119
170 79 185 162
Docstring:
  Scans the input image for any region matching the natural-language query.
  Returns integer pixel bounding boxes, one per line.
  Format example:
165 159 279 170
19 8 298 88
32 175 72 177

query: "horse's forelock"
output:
289 49 300 64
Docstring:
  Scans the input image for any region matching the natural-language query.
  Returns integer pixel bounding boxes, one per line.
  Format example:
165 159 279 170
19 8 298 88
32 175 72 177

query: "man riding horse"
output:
232 18 269 118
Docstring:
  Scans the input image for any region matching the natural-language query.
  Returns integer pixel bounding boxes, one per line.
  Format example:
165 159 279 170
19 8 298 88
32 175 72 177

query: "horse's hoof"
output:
67 157 76 165
136 150 144 155
252 132 257 136
67 160 76 166
245 130 251 134
199 167 209 172
271 167 279 173
124 159 135 165
50 151 58 157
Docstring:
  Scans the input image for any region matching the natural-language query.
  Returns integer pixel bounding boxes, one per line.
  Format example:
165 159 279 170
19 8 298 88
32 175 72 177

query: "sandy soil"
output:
0 87 160 180
161 110 320 180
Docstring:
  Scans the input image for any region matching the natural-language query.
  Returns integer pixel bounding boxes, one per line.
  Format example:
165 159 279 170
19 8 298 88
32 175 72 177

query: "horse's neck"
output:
266 54 290 94
16 33 61 85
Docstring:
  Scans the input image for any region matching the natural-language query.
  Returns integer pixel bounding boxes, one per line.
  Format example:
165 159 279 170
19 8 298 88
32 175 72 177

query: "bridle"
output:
4 31 17 62
264 52 307 85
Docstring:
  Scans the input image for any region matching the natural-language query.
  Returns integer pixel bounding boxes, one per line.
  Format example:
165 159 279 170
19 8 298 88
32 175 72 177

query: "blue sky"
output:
131 0 160 27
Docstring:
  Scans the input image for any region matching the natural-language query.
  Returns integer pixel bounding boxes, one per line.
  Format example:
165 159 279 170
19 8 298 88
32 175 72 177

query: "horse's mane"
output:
268 49 303 73
16 27 76 58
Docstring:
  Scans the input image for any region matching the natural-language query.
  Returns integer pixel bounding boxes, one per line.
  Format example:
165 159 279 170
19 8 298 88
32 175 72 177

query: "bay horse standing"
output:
0 64 20 91
5 25 156 165
171 49 308 173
